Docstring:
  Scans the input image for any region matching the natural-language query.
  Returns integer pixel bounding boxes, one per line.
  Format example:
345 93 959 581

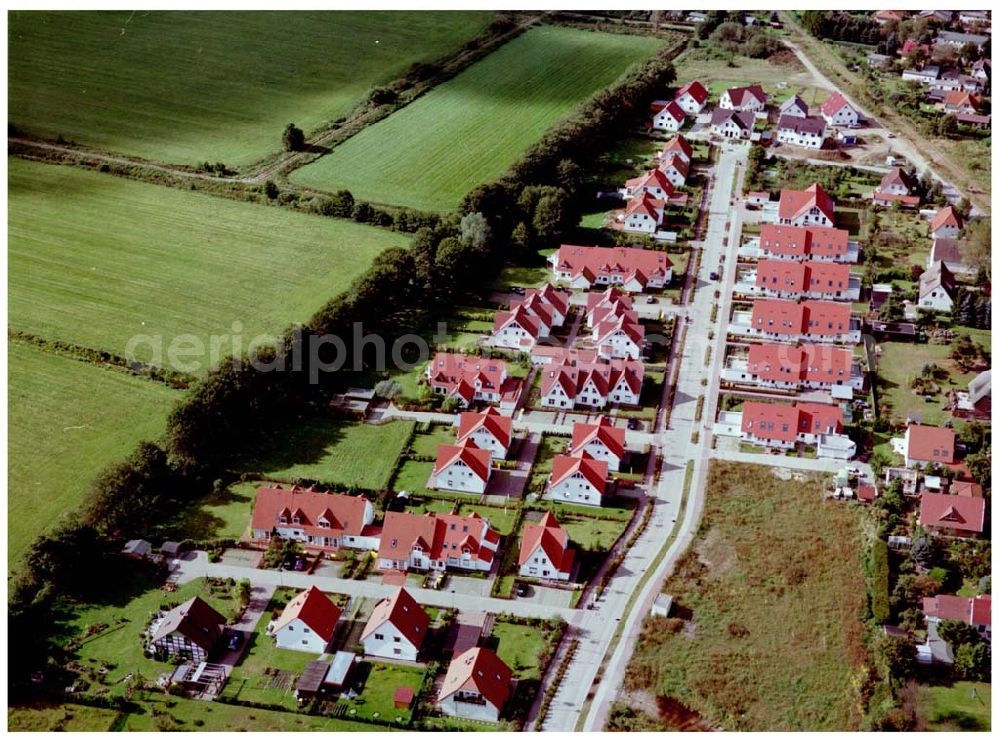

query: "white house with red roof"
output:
623 168 677 202
377 511 500 574
819 92 860 127
539 357 643 409
520 284 570 326
586 287 634 327
659 134 693 165
268 586 342 654
719 84 768 112
722 343 863 392
592 314 644 360
756 224 856 263
902 423 956 467
488 304 546 351
622 193 665 235
570 416 626 470
546 454 608 506
431 441 492 494
658 154 689 188
456 407 513 460
929 206 962 239
518 512 574 581
751 259 859 301
923 594 992 640
738 401 853 456
737 298 861 344
425 353 521 410
778 183 836 227
674 80 709 114
919 490 986 538
360 587 429 662
438 647 513 722
873 167 920 208
250 486 378 552
650 99 686 132
550 244 673 291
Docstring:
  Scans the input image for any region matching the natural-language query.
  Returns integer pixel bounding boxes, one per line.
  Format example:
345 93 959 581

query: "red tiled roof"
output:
919 492 985 533
930 206 962 232
879 167 914 192
625 168 675 197
804 301 853 337
378 511 493 564
361 587 429 648
759 224 849 259
439 647 512 710
820 91 854 117
594 315 645 348
741 401 843 442
923 594 992 626
272 586 341 642
873 192 921 206
944 90 980 110
675 80 709 105
899 39 931 57
554 245 672 285
747 343 853 385
750 298 806 333
906 423 956 463
518 511 573 573
756 259 807 292
778 183 835 224
951 480 984 499
491 305 541 340
427 353 507 403
659 153 690 178
653 99 685 123
433 441 492 482
857 484 876 502
551 454 608 492
571 416 626 459
457 408 513 451
624 192 666 220
520 283 570 319
540 357 644 399
251 486 371 538
661 134 693 162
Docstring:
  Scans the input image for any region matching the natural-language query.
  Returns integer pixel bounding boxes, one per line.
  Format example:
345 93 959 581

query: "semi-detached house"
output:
754 259 859 301
744 298 861 344
722 342 863 392
250 486 379 552
550 244 673 291
377 511 500 574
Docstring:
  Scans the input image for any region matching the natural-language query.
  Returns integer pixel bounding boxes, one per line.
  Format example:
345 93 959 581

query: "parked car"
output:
645 295 657 304
515 583 530 597
226 629 244 651
709 271 720 281
511 286 526 296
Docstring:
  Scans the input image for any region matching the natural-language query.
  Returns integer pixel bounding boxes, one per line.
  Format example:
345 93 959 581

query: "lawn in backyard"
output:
291 26 666 210
408 424 456 458
876 341 977 425
918 681 991 732
9 11 493 167
625 461 868 731
8 158 409 369
391 459 437 496
7 340 181 564
458 502 520 535
489 620 547 680
342 661 427 723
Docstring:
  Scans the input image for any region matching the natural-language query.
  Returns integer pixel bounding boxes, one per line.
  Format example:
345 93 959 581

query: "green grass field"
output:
9 158 408 369
491 621 547 680
9 11 493 167
626 461 867 731
919 681 991 732
7 703 120 732
876 341 977 426
7 341 181 563
291 26 665 210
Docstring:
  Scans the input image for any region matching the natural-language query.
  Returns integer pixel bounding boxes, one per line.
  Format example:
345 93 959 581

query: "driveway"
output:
215 584 276 668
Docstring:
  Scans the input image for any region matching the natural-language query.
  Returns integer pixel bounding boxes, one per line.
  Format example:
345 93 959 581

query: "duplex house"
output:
550 244 673 291
903 423 956 467
659 134 693 165
622 193 665 234
438 647 512 722
650 99 686 132
873 167 920 207
546 454 608 507
918 488 986 538
929 206 963 239
918 261 957 312
488 303 547 350
778 183 836 227
539 357 643 409
586 286 634 327
723 342 862 391
426 353 520 409
592 314 644 360
674 80 709 114
710 107 754 139
944 90 981 114
148 596 225 662
923 594 992 641
758 224 853 262
779 94 809 118
377 511 500 574
250 486 378 552
776 115 827 149
935 30 989 51
518 511 574 581
570 416 626 471
719 84 767 112
902 66 941 85
431 441 492 494
455 407 513 461
360 587 429 662
746 298 861 344
739 401 850 452
268 585 341 654
623 168 679 202
754 259 857 300
819 92 861 127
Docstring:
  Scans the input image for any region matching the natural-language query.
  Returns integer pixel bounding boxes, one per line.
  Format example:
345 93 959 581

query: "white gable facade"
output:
610 376 640 406
919 286 954 312
624 208 661 235
595 327 642 360
675 91 706 114
712 119 750 139
546 473 604 507
462 428 509 460
575 377 608 408
489 319 539 350
720 91 765 112
575 439 622 471
519 544 571 581
823 103 859 127
271 617 328 654
439 690 502 723
659 163 686 187
432 459 489 494
363 619 420 662
652 107 684 132
542 380 574 409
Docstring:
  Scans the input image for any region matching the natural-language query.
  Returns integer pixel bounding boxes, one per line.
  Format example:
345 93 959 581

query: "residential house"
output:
455 407 513 461
867 52 892 69
745 298 861 344
658 154 689 188
539 357 643 409
360 587 429 662
950 369 991 420
935 30 989 51
874 9 906 24
958 10 989 27
650 99 686 132
873 167 920 207
425 353 521 410
955 112 991 129
754 259 858 300
518 512 574 581
592 314 644 360
438 647 513 722
488 303 546 351
778 183 836 227
758 224 853 262
377 511 500 573
923 594 992 640
779 94 809 118
585 286 634 327
928 237 971 275
903 423 956 467
739 401 853 456
944 90 981 114
519 284 570 327
971 59 991 84
710 107 754 139
546 454 608 506
902 66 941 85
931 70 984 94
929 205 962 239
148 596 225 662
918 490 986 538
673 80 709 114
623 168 678 202
918 261 957 312
776 115 827 149
250 486 378 552
622 193 665 234
570 416 627 471
918 10 953 23
745 191 771 206
431 441 492 494
268 586 341 654
659 134 693 165
722 343 863 392
550 245 673 291
719 84 767 112
820 92 861 127
899 39 933 59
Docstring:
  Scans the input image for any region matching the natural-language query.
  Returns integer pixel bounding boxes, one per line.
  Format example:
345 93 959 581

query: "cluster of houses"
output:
617 133 694 237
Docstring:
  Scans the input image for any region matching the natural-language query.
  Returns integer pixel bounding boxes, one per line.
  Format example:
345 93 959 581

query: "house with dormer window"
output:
250 486 378 552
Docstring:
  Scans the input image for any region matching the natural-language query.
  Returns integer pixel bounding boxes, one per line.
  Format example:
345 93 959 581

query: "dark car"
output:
709 272 720 281
645 295 657 304
515 583 530 597
294 557 306 571
511 286 526 296
226 629 244 651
